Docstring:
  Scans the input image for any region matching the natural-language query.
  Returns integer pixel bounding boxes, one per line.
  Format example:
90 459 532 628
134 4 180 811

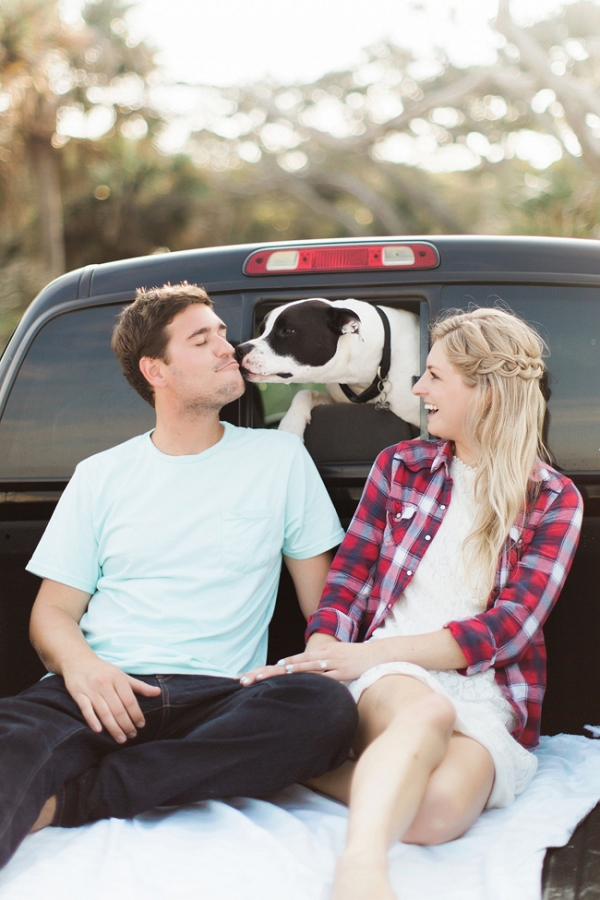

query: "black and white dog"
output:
236 298 420 438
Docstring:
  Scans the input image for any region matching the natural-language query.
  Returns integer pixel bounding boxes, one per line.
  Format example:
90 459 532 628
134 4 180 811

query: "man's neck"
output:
151 410 225 457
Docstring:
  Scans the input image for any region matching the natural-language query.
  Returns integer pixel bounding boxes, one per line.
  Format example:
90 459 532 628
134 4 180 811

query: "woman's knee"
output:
415 693 455 729
390 693 456 745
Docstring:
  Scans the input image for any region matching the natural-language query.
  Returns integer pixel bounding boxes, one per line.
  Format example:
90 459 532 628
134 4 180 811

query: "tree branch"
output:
313 170 410 234
494 0 600 172
282 175 366 236
382 164 469 233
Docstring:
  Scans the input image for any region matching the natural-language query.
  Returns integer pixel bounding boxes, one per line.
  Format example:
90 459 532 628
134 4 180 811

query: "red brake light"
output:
244 242 439 275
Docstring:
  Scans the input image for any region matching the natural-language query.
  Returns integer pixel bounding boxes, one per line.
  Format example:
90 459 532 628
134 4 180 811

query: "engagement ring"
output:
319 660 328 671
285 664 294 674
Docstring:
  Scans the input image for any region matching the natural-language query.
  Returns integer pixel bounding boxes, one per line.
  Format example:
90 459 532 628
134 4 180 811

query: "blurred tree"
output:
493 0 600 235
0 0 159 278
3 0 600 353
179 1 600 242
0 0 188 345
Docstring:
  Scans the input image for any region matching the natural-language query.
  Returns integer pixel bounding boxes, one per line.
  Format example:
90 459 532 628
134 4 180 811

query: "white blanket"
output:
1 734 599 900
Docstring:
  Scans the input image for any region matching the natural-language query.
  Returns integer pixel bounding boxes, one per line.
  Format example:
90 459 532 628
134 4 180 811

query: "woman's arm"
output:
278 476 582 682
275 628 467 682
445 479 583 675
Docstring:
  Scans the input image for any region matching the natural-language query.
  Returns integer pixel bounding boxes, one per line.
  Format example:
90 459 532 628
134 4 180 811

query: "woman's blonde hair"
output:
430 307 548 598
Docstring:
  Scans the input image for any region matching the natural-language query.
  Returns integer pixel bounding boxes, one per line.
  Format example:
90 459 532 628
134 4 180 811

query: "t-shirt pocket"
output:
222 512 276 573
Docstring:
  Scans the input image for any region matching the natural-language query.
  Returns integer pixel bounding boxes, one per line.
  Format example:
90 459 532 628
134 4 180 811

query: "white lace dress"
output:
348 457 538 808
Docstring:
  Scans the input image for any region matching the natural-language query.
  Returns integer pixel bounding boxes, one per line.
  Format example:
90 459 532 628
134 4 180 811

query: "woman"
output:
242 307 583 900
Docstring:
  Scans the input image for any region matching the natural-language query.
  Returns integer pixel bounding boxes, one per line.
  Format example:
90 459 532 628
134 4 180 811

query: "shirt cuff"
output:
306 608 359 643
445 619 496 675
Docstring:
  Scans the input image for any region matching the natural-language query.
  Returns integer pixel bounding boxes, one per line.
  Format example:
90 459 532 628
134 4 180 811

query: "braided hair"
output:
431 307 548 599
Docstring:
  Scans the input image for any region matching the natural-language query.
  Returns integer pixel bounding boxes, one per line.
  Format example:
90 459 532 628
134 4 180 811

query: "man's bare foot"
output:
29 795 57 833
331 854 395 900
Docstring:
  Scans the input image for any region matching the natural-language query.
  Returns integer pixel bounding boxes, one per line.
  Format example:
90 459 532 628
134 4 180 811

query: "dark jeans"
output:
0 672 357 869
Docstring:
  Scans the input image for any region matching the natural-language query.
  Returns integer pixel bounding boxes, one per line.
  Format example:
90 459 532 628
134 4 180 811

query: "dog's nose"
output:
235 343 251 361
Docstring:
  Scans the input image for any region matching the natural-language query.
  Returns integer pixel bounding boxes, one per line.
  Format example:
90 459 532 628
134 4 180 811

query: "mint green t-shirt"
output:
27 424 345 678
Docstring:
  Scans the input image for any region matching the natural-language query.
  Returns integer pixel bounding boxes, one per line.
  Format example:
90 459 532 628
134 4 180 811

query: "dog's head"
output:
235 298 361 383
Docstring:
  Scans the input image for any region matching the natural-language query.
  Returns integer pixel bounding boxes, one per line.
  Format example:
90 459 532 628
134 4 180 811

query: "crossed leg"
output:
30 797 56 833
306 674 495 900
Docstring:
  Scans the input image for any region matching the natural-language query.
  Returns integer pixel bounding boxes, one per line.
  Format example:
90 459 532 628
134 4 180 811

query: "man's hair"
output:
112 282 213 407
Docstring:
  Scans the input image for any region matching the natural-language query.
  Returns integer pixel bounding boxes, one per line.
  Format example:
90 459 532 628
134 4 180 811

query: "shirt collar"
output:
530 459 563 491
398 443 557 486
431 441 454 474
394 440 454 474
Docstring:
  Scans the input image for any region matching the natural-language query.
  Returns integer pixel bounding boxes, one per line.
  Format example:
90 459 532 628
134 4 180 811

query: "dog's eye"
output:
280 327 296 336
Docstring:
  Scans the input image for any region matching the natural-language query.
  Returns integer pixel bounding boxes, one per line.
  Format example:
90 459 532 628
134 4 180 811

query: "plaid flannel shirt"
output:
306 440 583 749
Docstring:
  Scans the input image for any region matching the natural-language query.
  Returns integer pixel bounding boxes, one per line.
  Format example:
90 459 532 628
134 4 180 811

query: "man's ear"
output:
139 357 166 390
326 307 361 335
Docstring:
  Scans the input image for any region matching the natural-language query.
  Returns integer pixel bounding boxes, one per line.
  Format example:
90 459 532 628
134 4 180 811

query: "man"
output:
0 282 357 869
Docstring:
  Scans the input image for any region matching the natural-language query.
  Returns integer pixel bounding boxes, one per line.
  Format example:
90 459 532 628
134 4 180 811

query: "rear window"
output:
252 297 423 428
442 285 600 472
0 305 155 480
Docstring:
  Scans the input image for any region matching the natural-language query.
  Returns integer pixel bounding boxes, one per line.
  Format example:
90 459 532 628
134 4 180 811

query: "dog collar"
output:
339 306 392 404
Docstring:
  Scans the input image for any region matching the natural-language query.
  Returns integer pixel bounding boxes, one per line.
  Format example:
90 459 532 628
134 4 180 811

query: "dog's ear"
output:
327 307 361 335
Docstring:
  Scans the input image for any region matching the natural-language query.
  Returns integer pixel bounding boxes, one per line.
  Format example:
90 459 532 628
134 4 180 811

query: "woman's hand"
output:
239 629 469 686
239 662 290 686
239 633 340 686
240 639 384 686
277 642 384 681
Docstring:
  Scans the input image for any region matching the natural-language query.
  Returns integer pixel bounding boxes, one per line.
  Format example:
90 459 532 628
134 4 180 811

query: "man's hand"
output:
30 578 161 743
62 657 161 744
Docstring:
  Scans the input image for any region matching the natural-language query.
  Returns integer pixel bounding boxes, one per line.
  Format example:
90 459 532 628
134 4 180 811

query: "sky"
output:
125 0 575 86
64 0 579 87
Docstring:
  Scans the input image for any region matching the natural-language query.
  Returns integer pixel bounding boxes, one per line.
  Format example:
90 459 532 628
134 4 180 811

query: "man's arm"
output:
283 550 334 620
305 447 395 643
284 552 341 651
30 579 160 743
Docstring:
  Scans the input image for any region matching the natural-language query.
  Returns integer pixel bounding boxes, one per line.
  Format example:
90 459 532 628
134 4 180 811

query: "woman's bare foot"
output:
331 854 395 900
29 795 57 833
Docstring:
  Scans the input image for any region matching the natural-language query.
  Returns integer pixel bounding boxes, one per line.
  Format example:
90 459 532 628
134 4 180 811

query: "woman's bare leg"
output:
403 733 494 845
332 677 454 900
307 734 494 842
331 675 494 900
305 674 431 806
305 758 356 805
29 795 57 833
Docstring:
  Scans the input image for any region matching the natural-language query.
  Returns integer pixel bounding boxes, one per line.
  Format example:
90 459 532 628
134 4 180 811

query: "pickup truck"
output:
0 234 598 895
